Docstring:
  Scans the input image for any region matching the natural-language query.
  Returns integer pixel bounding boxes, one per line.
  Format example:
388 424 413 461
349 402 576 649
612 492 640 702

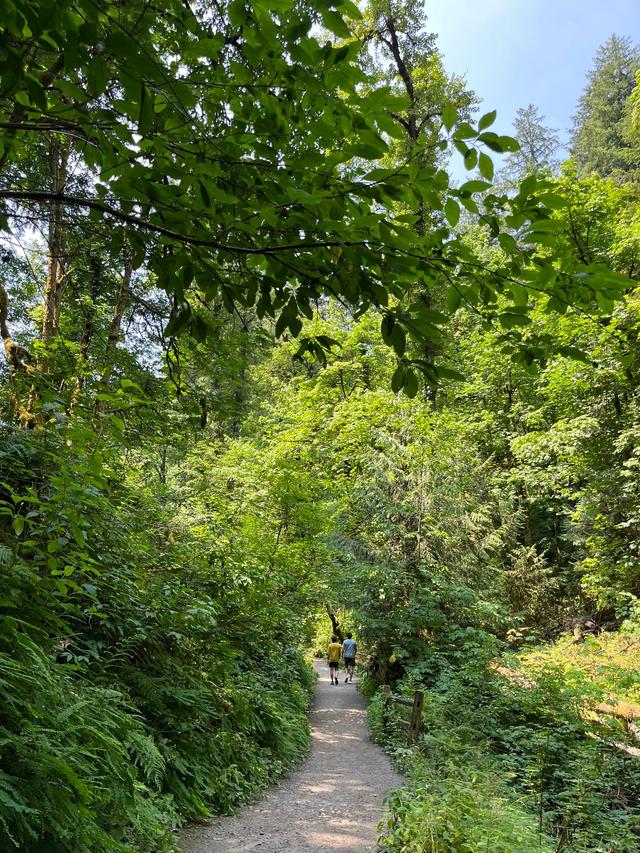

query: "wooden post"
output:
408 690 424 745
382 685 390 733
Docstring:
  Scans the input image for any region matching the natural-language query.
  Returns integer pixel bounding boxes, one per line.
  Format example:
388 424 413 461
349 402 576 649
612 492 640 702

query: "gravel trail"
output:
179 659 401 853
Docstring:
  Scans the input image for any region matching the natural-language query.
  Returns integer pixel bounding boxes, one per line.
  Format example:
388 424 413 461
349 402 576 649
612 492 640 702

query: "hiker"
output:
342 632 357 683
327 635 341 685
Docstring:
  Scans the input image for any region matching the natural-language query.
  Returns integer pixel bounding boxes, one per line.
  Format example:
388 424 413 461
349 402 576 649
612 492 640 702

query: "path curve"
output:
180 659 401 852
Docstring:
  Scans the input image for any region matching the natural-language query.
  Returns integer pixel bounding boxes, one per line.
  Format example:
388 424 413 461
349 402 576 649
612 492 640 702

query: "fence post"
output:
408 690 424 745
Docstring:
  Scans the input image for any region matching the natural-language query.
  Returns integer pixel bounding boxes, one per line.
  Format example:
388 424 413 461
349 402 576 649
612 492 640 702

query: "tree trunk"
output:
383 15 438 405
42 137 70 344
325 604 344 642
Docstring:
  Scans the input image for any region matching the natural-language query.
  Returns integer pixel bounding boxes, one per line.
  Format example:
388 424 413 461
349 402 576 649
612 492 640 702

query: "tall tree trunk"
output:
383 15 439 404
42 137 70 344
23 138 70 425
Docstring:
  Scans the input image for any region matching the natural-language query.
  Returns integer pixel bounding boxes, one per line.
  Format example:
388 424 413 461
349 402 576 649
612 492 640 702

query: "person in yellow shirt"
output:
327 636 342 685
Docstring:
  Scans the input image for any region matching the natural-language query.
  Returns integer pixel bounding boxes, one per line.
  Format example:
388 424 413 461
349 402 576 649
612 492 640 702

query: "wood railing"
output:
382 685 424 746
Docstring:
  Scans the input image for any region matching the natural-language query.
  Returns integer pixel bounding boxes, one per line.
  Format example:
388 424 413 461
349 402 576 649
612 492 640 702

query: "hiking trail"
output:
180 659 402 852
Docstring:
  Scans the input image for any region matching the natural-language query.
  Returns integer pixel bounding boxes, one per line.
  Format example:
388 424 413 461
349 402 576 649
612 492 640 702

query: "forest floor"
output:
179 659 401 852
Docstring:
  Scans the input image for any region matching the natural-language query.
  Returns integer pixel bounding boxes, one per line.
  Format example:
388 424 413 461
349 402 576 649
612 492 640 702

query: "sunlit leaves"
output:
442 103 457 132
0 0 631 399
478 109 496 130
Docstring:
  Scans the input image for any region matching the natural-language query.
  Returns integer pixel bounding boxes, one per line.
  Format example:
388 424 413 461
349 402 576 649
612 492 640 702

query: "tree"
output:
0 0 628 408
502 104 560 181
354 0 477 393
358 0 476 164
570 34 640 177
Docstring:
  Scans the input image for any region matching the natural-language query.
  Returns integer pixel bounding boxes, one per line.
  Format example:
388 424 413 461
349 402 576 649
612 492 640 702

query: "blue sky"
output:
427 0 640 153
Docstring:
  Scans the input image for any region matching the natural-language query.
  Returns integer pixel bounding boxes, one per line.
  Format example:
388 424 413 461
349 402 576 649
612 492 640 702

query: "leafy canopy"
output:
0 0 631 391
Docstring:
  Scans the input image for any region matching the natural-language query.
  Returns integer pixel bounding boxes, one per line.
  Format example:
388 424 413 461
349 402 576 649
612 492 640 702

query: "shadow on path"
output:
180 659 401 852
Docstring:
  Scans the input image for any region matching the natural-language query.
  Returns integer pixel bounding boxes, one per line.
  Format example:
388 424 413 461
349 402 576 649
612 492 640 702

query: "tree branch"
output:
0 189 375 256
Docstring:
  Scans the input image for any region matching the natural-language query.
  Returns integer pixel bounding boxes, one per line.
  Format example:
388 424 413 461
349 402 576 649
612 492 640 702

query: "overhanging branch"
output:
0 189 373 256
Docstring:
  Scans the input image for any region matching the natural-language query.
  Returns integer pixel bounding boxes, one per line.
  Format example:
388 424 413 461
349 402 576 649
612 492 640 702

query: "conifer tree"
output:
503 104 560 180
570 34 640 176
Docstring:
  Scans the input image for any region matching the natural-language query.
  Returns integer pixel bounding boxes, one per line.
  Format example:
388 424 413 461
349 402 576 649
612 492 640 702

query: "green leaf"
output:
442 104 457 132
444 198 460 227
351 141 387 159
275 311 288 338
191 315 209 342
497 134 519 152
527 219 561 233
228 0 246 27
86 57 110 96
478 132 505 153
403 369 419 398
138 84 154 135
453 122 476 139
381 314 394 344
337 0 363 19
478 110 497 130
459 179 491 194
434 365 465 381
498 311 532 329
446 286 462 312
463 148 478 170
184 36 224 60
459 196 479 214
509 282 529 307
165 307 192 337
498 233 518 254
391 365 405 393
289 315 303 336
478 152 494 181
538 192 566 210
13 516 24 536
390 324 406 357
557 345 590 363
321 9 351 37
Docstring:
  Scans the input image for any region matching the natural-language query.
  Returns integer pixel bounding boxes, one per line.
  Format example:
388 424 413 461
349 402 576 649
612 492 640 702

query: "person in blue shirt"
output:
342 633 357 683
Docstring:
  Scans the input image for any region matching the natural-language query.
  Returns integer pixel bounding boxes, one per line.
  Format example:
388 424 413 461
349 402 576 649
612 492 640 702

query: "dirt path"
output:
180 660 402 852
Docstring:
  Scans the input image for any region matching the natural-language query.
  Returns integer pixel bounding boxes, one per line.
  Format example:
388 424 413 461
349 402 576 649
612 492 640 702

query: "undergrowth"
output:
366 630 640 853
0 428 315 850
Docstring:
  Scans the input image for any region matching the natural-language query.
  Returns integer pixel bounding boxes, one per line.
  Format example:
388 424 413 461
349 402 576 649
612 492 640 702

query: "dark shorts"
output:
329 660 339 670
344 657 355 668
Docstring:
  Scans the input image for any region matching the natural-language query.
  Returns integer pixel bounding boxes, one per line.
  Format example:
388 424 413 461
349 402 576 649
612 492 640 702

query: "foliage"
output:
378 749 556 852
370 649 640 852
0 422 315 850
1 3 640 851
0 0 632 395
570 34 640 177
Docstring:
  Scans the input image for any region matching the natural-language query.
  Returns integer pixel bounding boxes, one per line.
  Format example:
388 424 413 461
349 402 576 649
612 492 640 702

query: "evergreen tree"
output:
503 104 560 180
570 34 640 176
